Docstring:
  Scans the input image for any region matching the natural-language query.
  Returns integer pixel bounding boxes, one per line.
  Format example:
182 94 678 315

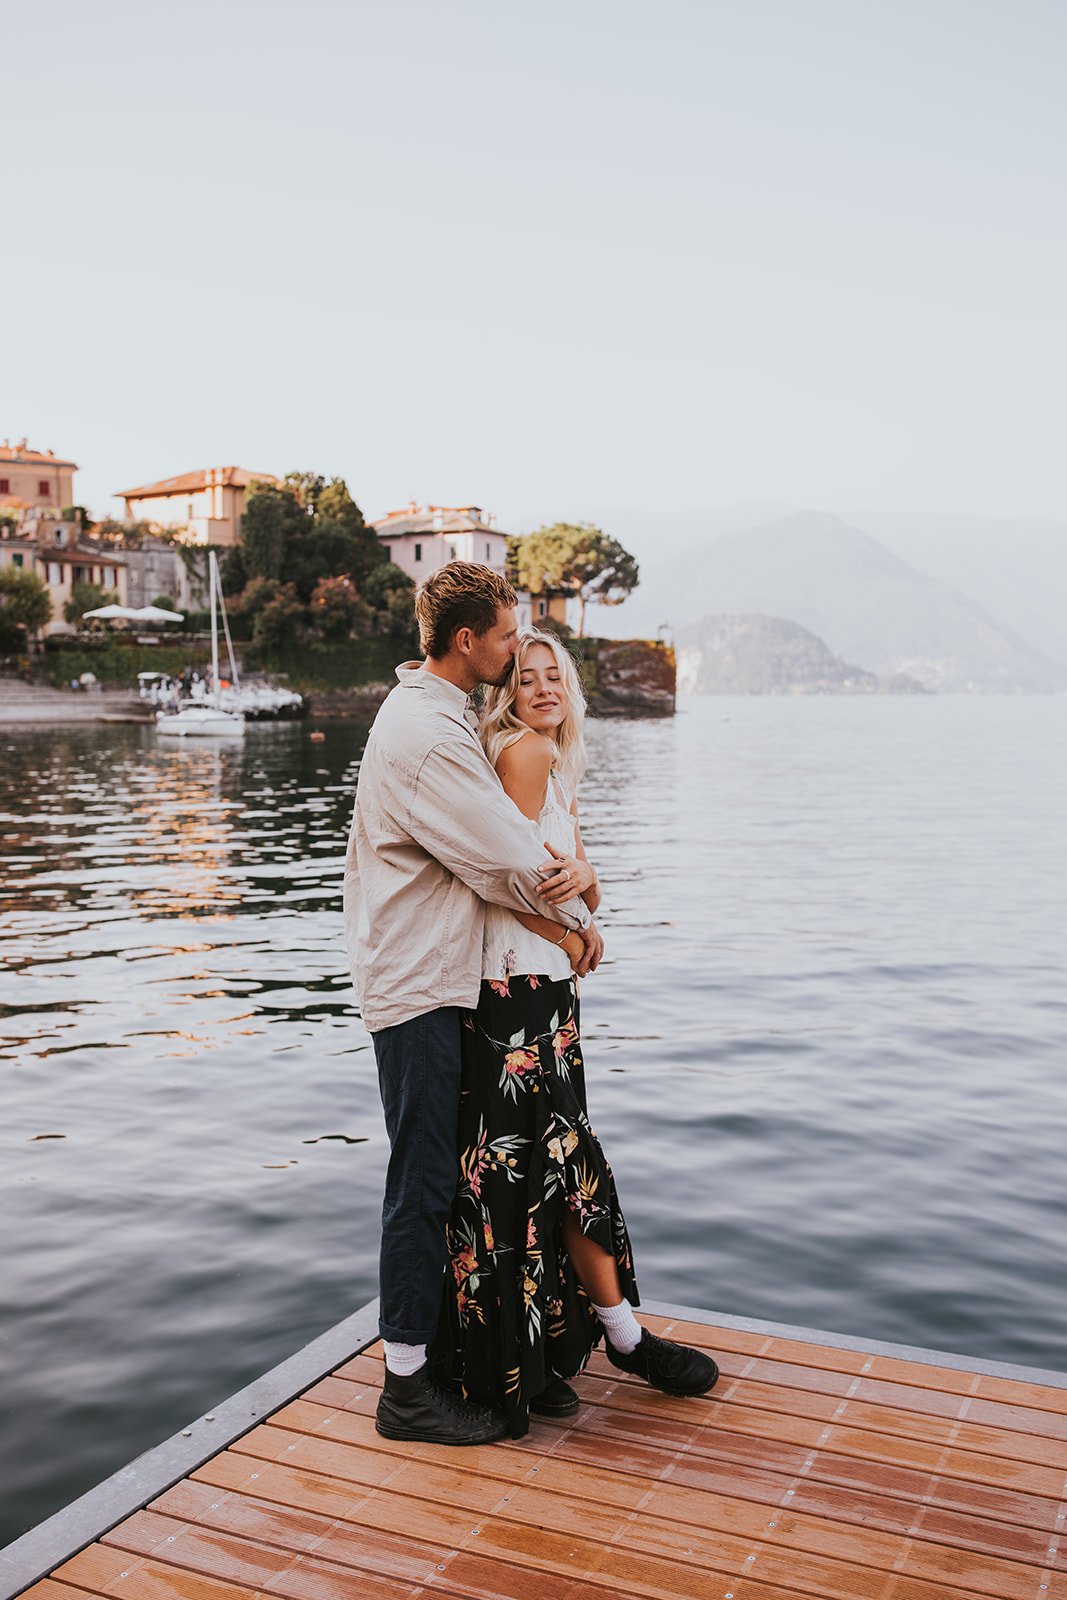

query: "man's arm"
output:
399 738 591 929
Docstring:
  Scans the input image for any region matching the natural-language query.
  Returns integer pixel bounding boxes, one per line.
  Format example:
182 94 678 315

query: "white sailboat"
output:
157 552 246 738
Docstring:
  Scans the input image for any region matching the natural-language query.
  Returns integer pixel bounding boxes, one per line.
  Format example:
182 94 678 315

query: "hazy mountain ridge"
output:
585 509 1066 693
844 511 1067 670
676 614 924 695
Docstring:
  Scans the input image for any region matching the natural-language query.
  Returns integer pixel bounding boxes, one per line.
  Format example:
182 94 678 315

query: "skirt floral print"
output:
430 973 639 1437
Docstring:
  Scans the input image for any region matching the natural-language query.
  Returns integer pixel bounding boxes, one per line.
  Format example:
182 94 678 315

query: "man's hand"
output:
536 841 596 904
573 923 604 976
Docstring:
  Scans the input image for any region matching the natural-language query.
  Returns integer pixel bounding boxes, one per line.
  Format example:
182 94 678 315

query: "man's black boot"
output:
375 1365 507 1445
529 1376 579 1417
605 1328 719 1397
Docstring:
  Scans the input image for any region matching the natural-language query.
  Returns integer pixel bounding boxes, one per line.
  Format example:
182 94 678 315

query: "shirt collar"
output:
396 661 479 724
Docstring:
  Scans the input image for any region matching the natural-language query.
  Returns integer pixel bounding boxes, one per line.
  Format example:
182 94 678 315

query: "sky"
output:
5 0 1065 526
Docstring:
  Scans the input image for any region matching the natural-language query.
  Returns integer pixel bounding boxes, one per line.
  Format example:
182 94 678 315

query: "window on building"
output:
382 545 392 562
414 543 422 562
38 480 50 497
104 568 116 589
538 600 547 617
187 502 194 520
12 553 23 568
447 543 457 560
49 563 58 584
53 528 65 546
0 478 9 493
486 543 491 559
74 566 86 583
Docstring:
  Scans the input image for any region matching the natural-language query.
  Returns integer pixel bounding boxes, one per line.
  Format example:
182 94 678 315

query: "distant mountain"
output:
591 509 1066 693
676 614 923 695
844 511 1067 671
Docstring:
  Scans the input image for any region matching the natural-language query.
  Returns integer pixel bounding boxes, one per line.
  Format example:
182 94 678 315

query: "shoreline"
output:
0 684 154 725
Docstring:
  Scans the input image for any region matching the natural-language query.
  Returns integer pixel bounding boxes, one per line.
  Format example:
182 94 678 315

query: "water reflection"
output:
1 700 1066 1546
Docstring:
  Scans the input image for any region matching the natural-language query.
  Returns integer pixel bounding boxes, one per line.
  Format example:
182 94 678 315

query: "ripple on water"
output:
2 701 1067 1540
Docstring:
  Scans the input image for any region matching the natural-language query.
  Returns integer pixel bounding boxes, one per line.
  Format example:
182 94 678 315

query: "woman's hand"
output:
536 842 596 904
562 926 605 974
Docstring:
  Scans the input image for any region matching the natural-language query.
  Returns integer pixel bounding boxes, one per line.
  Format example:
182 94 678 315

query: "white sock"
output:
593 1299 642 1354
382 1339 427 1376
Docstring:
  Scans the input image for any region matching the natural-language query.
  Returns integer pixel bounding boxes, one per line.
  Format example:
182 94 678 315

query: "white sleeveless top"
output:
482 763 577 983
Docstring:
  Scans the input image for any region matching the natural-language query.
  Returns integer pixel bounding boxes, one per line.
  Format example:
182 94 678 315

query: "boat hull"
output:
156 708 245 737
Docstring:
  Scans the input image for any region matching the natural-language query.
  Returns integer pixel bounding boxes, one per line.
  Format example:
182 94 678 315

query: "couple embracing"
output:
345 561 718 1445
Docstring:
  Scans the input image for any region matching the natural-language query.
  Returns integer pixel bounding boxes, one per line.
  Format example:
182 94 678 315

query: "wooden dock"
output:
3 1299 1066 1600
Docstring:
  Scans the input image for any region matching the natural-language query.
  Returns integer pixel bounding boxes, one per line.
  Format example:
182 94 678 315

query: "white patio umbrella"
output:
133 605 185 622
82 604 141 621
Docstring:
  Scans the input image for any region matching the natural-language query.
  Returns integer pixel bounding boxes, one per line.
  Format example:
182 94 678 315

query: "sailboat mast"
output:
209 551 220 705
216 556 240 691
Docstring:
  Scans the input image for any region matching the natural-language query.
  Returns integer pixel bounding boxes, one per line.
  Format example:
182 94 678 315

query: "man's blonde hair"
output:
415 562 518 659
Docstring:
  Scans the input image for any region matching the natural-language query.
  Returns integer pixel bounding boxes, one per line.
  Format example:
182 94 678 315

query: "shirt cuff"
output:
567 898 592 930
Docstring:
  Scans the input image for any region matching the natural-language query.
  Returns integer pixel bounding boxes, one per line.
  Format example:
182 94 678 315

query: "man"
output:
344 562 602 1445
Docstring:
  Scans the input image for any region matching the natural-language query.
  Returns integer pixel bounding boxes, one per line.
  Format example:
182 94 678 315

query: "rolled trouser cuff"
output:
378 1315 441 1344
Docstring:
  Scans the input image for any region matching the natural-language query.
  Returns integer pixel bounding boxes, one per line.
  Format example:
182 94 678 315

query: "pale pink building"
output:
373 504 509 581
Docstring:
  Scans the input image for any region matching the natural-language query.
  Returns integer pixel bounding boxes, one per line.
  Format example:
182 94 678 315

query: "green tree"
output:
362 563 417 640
228 575 282 631
151 594 180 611
252 583 306 651
309 575 374 642
282 471 326 513
64 580 108 625
0 566 52 650
241 484 305 579
316 477 366 531
220 543 248 593
242 473 385 598
512 522 640 636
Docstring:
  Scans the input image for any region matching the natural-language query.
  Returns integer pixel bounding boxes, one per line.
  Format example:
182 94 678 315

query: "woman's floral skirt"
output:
430 973 638 1438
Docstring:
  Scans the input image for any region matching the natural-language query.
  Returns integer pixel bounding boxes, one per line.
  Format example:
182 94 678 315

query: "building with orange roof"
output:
0 440 77 512
117 466 279 546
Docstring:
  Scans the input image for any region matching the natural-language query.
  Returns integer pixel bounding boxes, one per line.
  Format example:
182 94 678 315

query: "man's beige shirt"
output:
344 663 590 1032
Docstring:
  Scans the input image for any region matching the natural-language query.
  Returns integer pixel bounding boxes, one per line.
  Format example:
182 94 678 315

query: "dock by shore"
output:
0 681 153 725
3 1298 1065 1600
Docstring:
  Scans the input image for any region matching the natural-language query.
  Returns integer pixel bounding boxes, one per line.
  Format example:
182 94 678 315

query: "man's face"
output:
468 606 519 687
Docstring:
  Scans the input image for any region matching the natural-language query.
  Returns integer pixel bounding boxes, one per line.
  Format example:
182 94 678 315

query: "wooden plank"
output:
15 1585 104 1600
338 1343 1067 1444
197 1414 1066 1600
14 1304 1067 1600
641 1314 1067 1415
309 1359 1067 1498
189 1442 1062 1600
341 1344 1067 1465
587 1348 1067 1442
114 1489 685 1600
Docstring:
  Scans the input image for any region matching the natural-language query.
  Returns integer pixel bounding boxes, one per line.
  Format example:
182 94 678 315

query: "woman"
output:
431 629 718 1437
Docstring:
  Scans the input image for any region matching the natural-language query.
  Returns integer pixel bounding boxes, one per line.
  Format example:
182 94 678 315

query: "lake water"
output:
2 694 1065 1543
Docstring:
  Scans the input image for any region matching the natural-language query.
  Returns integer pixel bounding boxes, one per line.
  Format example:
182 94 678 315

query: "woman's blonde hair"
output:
480 628 587 790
